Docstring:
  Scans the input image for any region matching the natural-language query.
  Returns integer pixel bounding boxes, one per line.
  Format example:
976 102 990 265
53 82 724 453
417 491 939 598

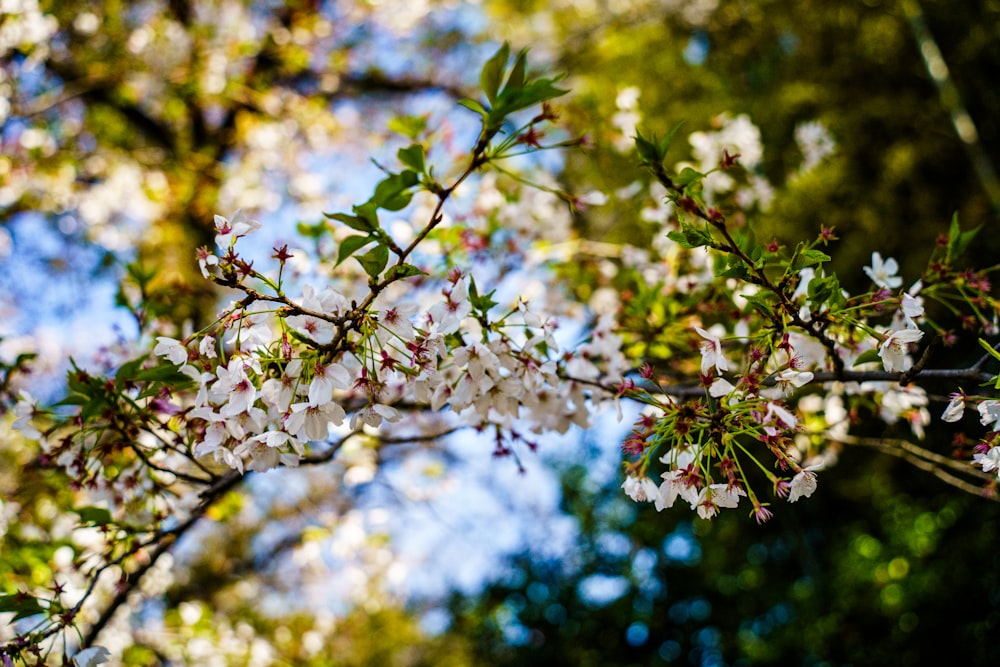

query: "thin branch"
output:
838 433 998 501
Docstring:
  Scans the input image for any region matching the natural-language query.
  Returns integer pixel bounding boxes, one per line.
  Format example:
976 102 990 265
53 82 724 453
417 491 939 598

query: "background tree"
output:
2 1 1000 666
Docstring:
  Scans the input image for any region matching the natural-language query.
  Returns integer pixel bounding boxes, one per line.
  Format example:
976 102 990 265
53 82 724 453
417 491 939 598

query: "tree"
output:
2 1 1000 665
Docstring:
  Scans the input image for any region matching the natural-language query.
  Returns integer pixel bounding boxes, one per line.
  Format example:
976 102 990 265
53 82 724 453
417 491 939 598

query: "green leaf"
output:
115 355 149 389
135 364 192 385
666 223 712 249
676 167 704 187
75 506 113 526
946 213 981 264
458 98 488 116
297 220 328 238
468 275 498 313
853 348 883 367
397 144 426 173
480 42 511 104
385 263 427 281
506 48 528 91
387 114 427 139
719 264 750 280
977 338 1000 362
658 120 686 157
54 393 90 407
371 170 419 211
794 249 832 270
807 274 841 305
352 202 380 230
0 593 45 621
337 235 375 266
357 244 389 278
634 130 660 166
488 77 569 126
326 212 375 233
740 292 775 318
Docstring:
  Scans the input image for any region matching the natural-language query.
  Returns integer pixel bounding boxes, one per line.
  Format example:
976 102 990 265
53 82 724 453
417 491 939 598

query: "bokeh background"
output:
3 1 1000 665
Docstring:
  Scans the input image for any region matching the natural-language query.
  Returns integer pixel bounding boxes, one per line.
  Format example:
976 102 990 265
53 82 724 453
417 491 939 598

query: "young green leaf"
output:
326 212 375 233
371 170 419 211
387 114 427 139
135 364 193 384
337 235 375 266
0 593 45 621
458 98 488 117
659 120 686 157
75 506 114 526
385 263 427 281
676 167 704 188
480 42 511 105
506 48 528 91
853 348 883 367
946 213 982 264
398 144 426 173
357 244 389 278
978 338 1000 362
115 354 149 389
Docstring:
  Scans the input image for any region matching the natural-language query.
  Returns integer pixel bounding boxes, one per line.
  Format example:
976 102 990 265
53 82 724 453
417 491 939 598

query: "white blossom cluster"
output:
145 213 627 475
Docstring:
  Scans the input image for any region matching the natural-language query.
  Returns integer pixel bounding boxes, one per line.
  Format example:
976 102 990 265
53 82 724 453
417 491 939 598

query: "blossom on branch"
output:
878 328 923 372
695 326 729 375
214 208 262 247
863 251 902 289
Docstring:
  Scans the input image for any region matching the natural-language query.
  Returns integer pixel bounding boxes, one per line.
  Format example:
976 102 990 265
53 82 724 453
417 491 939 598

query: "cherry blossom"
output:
941 393 965 422
695 326 729 375
973 446 1000 476
978 400 1000 431
153 336 188 365
863 251 902 289
12 390 42 439
214 208 262 247
878 328 923 372
788 467 819 502
622 475 659 502
286 400 347 441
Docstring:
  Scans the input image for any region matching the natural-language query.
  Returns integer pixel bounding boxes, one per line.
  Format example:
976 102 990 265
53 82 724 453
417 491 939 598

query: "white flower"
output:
764 402 797 429
710 484 746 509
285 286 346 344
788 468 819 502
349 403 401 430
214 208 261 247
978 400 1000 431
216 359 257 417
74 646 111 667
452 342 501 386
12 390 41 439
878 328 923 372
199 335 217 359
427 277 472 334
622 475 659 503
181 365 216 406
153 337 188 365
775 369 814 393
709 377 736 397
285 400 347 441
655 472 685 511
863 252 902 289
695 326 729 375
973 446 1000 476
379 302 419 341
197 248 218 278
900 292 924 328
941 394 965 422
260 359 302 413
307 362 351 406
